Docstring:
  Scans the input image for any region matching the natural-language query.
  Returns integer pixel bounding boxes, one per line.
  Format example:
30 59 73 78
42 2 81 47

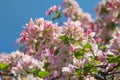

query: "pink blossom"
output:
46 5 61 16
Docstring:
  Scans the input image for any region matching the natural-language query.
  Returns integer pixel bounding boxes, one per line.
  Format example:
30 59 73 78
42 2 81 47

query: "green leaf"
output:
84 43 91 52
31 69 36 73
75 68 82 76
0 63 9 70
60 35 69 44
54 47 60 55
38 71 50 78
84 43 91 48
60 35 76 44
107 54 114 57
107 55 120 63
98 43 106 51
99 45 106 51
42 39 49 45
75 69 83 80
117 13 120 19
77 41 81 45
43 39 47 45
78 76 84 80
91 67 98 75
43 63 50 69
90 56 95 62
69 37 76 43
55 11 61 18
74 49 84 59
66 2 72 7
35 41 39 52
43 28 51 34
84 63 94 75
52 11 61 21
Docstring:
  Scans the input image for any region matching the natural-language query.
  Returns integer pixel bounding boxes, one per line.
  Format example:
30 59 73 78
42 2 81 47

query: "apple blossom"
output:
0 0 120 80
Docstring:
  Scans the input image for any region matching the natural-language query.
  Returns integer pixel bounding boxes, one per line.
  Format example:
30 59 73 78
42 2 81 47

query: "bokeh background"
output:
0 0 100 53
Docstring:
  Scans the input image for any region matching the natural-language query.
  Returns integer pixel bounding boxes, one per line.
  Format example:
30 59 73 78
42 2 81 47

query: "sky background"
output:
0 0 100 53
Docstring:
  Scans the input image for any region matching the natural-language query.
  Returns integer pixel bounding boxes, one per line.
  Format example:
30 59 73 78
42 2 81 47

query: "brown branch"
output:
0 72 14 76
108 71 120 75
107 64 120 72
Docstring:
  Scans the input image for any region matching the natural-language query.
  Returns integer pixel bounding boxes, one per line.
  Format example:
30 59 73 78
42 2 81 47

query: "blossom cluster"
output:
95 0 120 40
0 51 44 80
63 0 92 22
46 5 61 16
0 0 120 80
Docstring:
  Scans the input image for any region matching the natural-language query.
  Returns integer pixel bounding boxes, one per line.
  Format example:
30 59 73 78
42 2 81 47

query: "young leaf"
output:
54 47 60 55
78 76 84 80
117 13 120 19
75 69 83 80
91 67 98 75
43 39 49 45
43 63 51 69
60 35 76 44
84 43 92 52
75 68 82 76
66 2 72 7
107 54 114 57
35 41 39 52
43 28 51 34
38 71 50 78
0 63 9 70
55 11 61 18
69 37 76 43
107 55 120 63
31 69 36 74
52 11 61 21
74 49 84 59
83 63 94 75
99 45 106 51
84 43 92 49
60 35 69 44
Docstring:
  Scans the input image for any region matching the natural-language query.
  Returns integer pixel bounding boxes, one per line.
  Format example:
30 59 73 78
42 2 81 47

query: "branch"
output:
0 72 14 76
107 64 120 72
108 71 120 75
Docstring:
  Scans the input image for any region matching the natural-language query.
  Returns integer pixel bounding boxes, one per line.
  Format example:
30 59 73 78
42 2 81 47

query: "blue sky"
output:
0 0 100 53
